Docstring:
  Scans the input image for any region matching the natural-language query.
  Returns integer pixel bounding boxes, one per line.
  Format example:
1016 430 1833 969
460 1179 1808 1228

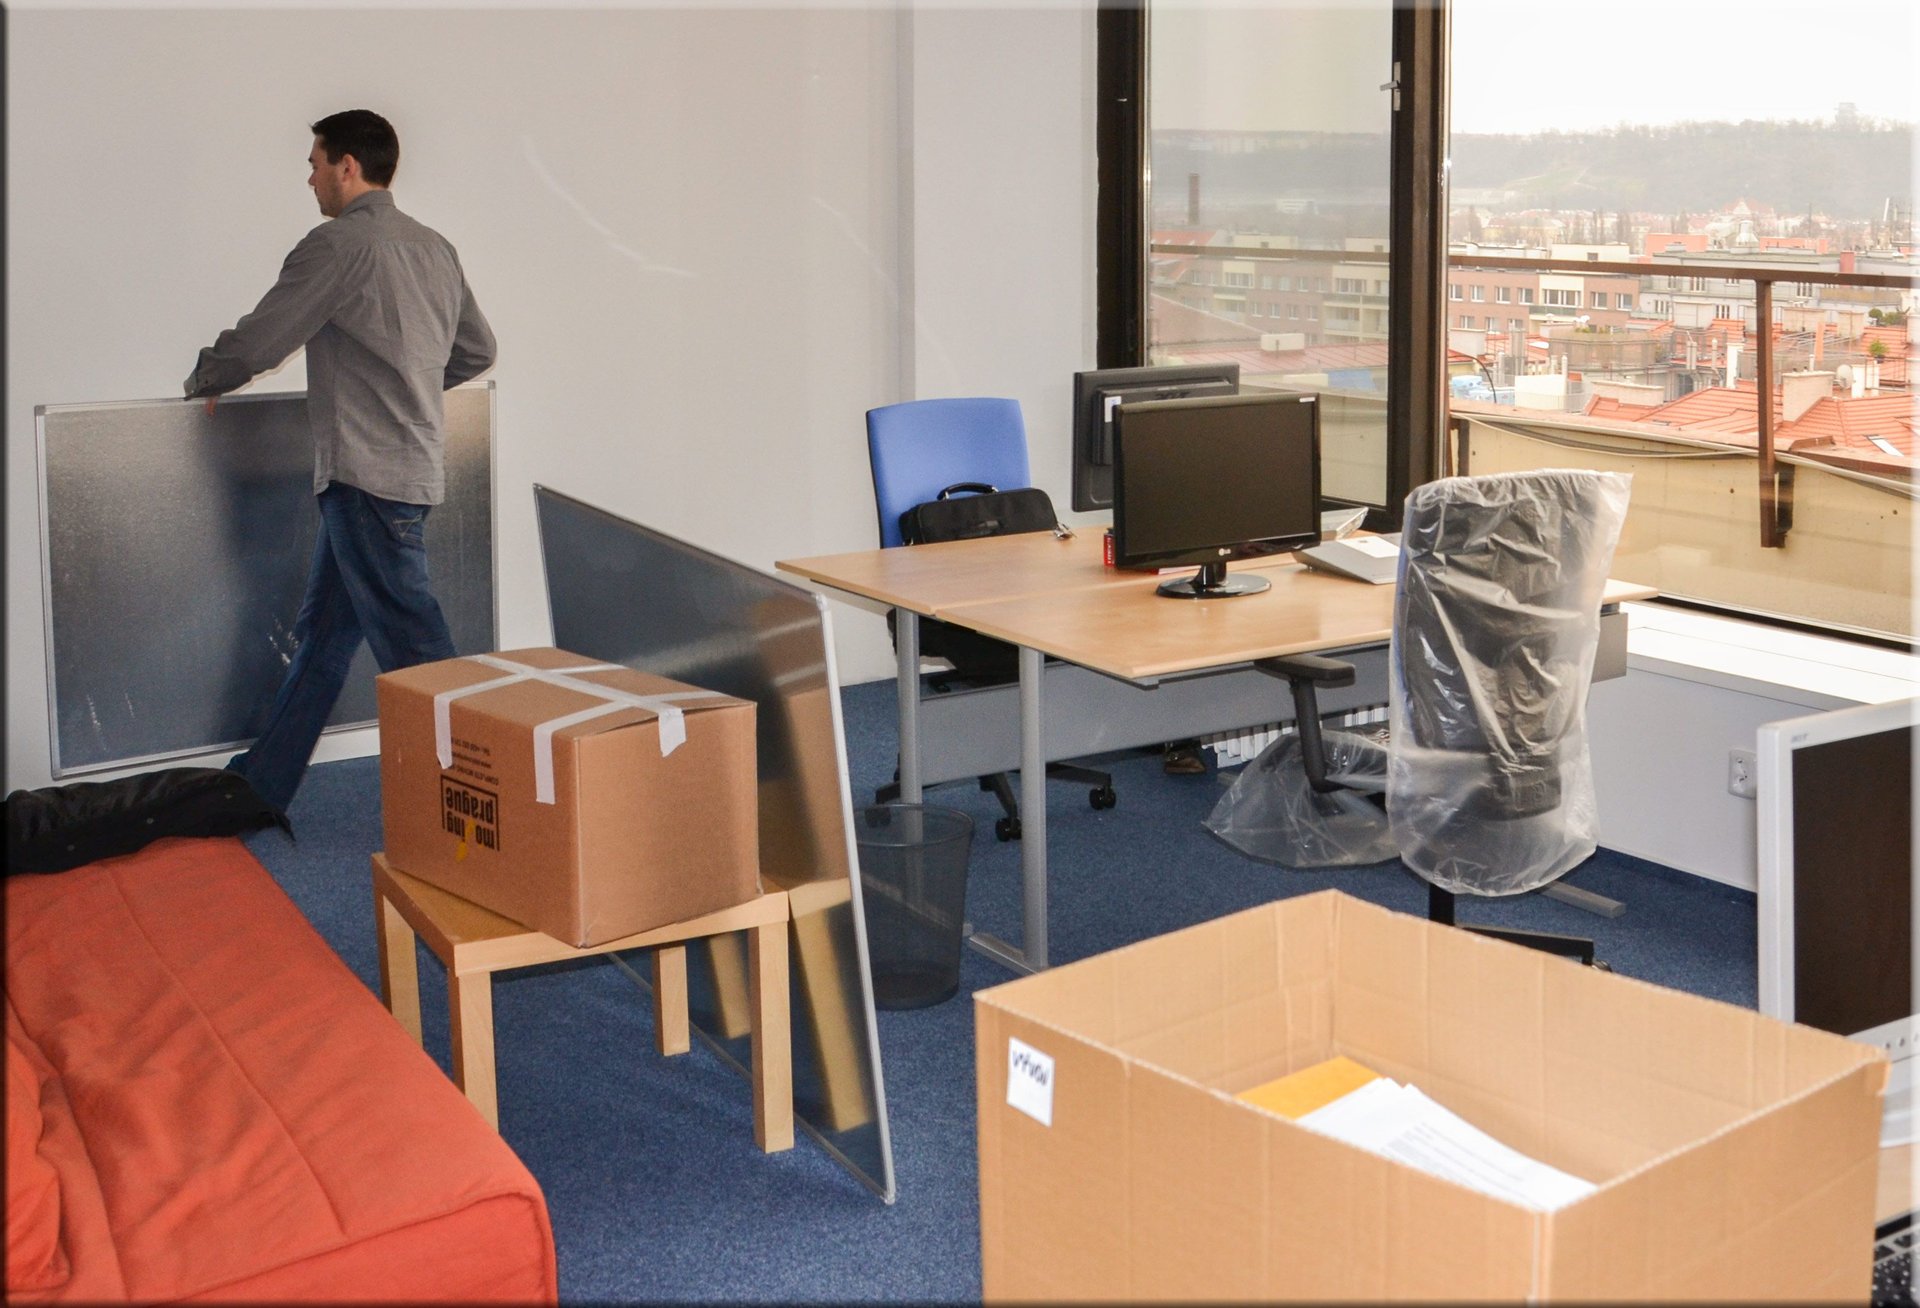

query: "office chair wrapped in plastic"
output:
1205 728 1395 868
1212 469 1631 953
1389 468 1631 896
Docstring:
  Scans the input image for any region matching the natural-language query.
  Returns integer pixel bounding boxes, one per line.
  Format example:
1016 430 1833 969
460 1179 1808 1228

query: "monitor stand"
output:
1157 561 1271 600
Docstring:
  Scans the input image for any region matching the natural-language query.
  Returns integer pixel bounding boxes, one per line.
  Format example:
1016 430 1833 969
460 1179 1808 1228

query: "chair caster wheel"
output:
1089 786 1117 811
995 816 1021 842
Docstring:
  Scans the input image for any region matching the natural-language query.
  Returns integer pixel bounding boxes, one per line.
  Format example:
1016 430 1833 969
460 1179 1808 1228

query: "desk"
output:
779 533 1654 973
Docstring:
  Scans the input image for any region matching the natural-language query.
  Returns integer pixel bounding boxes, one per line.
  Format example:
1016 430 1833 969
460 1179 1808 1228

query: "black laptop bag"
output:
894 482 1062 680
898 481 1059 546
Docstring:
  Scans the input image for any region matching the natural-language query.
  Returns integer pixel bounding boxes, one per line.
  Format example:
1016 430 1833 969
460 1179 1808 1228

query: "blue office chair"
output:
867 397 1115 840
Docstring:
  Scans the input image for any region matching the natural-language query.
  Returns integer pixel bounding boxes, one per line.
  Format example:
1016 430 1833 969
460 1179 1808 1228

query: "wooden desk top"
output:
946 571 1656 683
778 530 1342 615
779 533 1654 682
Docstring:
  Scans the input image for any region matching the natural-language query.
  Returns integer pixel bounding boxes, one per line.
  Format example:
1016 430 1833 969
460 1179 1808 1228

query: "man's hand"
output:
204 395 218 417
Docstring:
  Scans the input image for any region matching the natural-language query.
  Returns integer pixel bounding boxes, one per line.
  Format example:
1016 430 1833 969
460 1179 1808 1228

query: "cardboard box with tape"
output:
974 890 1888 1302
378 647 759 947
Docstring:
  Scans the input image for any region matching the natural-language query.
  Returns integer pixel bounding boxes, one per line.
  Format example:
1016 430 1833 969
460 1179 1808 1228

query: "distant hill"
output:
1154 121 1913 223
1452 121 1913 219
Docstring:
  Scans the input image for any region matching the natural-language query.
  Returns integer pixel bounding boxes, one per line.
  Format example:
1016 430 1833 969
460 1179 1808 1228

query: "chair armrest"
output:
1255 653 1357 689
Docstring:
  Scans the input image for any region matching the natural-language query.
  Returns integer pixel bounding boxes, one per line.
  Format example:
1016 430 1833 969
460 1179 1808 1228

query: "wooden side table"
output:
371 852 794 1152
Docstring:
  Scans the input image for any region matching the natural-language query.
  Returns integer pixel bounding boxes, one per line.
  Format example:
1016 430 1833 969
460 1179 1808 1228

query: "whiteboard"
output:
36 386 495 776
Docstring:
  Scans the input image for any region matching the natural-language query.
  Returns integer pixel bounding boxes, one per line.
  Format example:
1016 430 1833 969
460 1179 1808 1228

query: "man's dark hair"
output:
311 110 399 187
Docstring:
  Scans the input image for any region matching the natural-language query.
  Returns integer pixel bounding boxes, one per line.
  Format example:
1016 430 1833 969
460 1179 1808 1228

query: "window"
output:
1496 286 1511 304
1519 288 1535 305
1509 318 1526 331
1459 314 1477 329
1450 284 1463 301
1224 272 1252 288
1129 5 1400 507
1470 285 1485 302
1447 0 1914 639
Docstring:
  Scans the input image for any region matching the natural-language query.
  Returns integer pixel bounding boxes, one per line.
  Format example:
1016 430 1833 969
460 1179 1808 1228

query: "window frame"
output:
1097 2 1447 525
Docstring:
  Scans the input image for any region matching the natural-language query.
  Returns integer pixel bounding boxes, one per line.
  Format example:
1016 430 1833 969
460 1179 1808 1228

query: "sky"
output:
1451 0 1919 134
1151 0 1919 135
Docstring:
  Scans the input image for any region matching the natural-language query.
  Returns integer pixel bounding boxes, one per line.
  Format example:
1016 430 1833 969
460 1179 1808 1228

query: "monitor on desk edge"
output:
1111 390 1321 600
1070 363 1240 512
1757 696 1917 1148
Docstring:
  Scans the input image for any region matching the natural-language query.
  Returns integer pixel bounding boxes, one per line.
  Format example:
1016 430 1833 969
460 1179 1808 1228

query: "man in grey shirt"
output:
186 109 495 816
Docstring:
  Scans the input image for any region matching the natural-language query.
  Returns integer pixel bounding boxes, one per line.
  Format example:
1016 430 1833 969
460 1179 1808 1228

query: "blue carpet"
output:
244 678 1757 1303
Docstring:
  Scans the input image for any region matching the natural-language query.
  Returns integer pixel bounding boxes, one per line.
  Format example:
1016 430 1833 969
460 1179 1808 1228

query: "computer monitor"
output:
1757 696 1916 1147
1070 363 1240 511
1112 391 1321 600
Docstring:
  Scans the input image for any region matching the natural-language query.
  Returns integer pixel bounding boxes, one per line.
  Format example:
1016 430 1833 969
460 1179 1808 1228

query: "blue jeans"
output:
229 483 456 814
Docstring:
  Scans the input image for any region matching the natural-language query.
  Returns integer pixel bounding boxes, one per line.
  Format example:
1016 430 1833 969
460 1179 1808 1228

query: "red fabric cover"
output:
4 837 557 1303
6 1018 69 1293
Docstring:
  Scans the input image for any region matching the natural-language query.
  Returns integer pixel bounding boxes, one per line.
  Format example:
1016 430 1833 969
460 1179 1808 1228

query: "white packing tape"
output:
432 654 725 804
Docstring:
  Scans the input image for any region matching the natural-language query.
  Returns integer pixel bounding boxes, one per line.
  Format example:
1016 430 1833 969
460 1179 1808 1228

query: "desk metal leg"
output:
895 607 922 803
968 644 1047 974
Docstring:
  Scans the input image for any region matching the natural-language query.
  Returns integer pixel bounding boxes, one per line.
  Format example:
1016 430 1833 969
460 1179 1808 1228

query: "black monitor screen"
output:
1113 392 1320 597
1070 363 1239 511
1790 725 1913 1038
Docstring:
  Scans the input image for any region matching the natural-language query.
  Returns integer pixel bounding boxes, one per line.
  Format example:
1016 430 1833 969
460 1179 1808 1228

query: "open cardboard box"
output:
974 890 1886 1302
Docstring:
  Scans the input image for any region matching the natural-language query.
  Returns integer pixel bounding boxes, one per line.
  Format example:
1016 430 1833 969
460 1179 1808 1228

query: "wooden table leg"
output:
652 943 690 1056
449 969 498 1130
376 889 423 1045
748 918 794 1153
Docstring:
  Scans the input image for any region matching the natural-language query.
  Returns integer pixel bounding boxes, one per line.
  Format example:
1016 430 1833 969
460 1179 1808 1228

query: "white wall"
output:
1589 607 1920 890
4 3 1100 792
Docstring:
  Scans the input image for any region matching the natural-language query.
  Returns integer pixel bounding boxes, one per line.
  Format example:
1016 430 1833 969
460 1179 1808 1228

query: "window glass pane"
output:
1146 3 1392 508
1449 0 1916 638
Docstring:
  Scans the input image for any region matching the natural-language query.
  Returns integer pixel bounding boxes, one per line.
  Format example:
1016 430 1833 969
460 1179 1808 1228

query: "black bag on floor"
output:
5 767 289 875
894 482 1063 682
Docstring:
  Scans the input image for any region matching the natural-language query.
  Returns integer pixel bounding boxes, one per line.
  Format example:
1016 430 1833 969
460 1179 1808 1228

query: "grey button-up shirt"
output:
185 189 495 505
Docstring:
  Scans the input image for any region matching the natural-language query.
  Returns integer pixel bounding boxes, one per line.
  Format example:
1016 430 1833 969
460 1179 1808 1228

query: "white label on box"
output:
1007 1036 1054 1126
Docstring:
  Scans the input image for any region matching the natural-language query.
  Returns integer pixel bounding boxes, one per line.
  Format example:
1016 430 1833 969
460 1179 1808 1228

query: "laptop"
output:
1874 1209 1913 1305
1296 533 1402 585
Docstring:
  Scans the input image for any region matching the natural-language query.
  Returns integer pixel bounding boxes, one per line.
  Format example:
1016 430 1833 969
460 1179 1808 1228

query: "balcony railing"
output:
1453 253 1915 547
1150 242 1917 548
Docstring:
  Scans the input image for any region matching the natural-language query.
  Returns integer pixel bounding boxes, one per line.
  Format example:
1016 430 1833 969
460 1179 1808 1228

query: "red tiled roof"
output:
1782 395 1918 451
1147 294 1262 349
1581 384 1917 475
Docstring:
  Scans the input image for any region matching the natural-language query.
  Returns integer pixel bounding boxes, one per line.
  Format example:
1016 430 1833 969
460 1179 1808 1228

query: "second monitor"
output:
1112 391 1321 600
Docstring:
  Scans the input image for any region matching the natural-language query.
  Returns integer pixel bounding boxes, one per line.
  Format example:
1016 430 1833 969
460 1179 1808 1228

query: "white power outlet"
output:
1727 748 1758 799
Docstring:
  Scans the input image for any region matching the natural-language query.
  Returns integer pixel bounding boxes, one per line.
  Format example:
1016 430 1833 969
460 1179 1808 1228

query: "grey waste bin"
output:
855 803 974 1009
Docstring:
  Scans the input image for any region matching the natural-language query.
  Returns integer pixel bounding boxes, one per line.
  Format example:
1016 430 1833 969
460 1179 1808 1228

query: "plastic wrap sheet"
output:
1205 729 1396 868
1387 469 1632 896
